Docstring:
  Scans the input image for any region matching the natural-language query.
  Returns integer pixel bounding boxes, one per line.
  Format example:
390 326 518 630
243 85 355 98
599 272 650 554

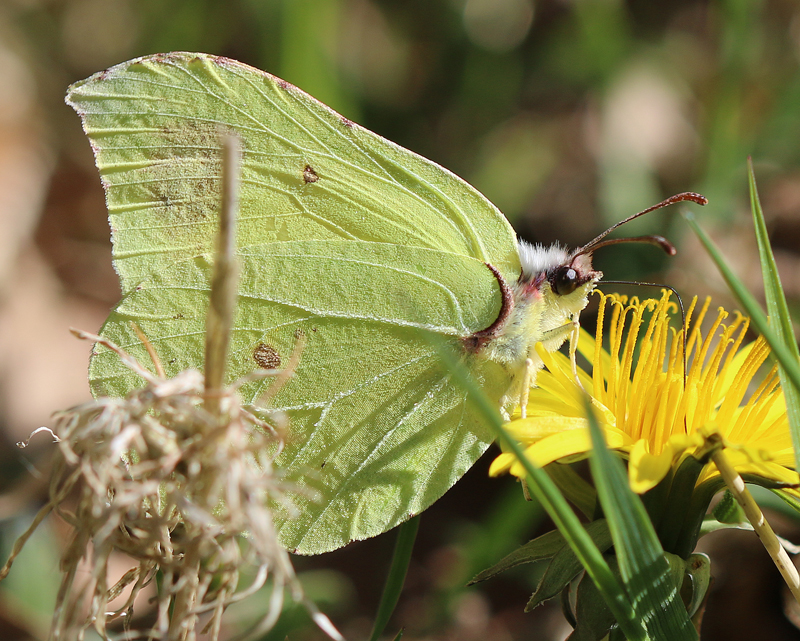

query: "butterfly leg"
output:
538 320 579 351
539 317 587 389
499 317 583 419
520 358 534 419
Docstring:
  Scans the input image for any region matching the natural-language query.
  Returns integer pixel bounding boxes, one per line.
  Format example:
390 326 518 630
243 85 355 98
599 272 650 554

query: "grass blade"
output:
684 214 800 403
368 515 420 641
585 398 698 640
746 158 800 476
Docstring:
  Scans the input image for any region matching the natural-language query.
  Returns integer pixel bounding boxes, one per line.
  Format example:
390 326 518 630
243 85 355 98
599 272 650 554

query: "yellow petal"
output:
697 447 800 486
488 452 516 477
629 433 695 493
507 426 629 478
505 416 591 442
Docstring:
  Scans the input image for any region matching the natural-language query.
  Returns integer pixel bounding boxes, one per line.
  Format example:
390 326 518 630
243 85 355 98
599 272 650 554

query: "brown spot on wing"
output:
303 165 319 183
253 343 281 369
143 118 224 239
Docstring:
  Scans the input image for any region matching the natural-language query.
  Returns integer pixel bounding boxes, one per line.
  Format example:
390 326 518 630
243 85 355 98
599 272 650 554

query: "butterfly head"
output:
466 192 707 360
517 241 601 312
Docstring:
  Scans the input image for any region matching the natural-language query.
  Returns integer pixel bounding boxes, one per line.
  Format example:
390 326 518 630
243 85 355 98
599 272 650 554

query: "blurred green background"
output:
1 0 800 639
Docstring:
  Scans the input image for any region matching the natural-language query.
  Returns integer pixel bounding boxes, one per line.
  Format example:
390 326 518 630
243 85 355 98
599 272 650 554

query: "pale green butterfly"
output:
66 53 703 554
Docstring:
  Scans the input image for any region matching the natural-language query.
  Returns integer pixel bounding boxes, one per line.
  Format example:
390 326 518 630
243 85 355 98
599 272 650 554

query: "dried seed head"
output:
3 334 341 641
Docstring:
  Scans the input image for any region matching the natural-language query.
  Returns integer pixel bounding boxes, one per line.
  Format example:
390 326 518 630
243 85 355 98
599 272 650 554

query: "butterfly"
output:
67 52 705 554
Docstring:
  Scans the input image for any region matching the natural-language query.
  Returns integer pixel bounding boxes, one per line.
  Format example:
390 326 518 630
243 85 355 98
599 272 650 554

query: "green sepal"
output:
772 488 800 514
652 454 704 553
546 463 597 519
741 472 800 490
639 465 674 532
672 476 725 559
699 516 753 537
673 470 794 559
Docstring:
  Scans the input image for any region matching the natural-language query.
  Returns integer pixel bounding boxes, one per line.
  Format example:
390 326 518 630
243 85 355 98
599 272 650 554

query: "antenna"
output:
575 192 707 259
573 234 676 260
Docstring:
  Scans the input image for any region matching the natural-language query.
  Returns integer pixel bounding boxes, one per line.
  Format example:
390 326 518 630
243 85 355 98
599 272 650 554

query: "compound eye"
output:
552 265 580 296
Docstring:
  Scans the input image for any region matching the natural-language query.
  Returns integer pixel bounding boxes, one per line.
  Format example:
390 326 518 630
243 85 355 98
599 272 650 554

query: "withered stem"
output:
204 133 242 416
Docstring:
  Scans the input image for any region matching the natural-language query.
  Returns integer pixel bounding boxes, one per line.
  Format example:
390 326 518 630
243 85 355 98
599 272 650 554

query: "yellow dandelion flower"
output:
490 290 799 497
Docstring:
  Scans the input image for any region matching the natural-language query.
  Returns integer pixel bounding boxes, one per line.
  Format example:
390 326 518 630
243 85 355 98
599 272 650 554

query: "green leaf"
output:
526 520 613 611
469 528 570 585
585 399 697 640
747 159 800 478
368 516 419 641
67 53 603 554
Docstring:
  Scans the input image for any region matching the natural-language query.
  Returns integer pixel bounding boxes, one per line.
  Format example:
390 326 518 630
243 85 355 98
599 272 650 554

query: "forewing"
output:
66 52 520 293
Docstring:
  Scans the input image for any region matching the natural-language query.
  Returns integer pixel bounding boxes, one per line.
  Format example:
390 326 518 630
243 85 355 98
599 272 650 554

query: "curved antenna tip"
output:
676 192 708 207
579 191 708 255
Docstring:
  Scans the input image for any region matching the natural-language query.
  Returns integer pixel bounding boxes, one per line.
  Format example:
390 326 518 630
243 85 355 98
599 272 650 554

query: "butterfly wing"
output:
66 52 519 291
68 53 520 553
